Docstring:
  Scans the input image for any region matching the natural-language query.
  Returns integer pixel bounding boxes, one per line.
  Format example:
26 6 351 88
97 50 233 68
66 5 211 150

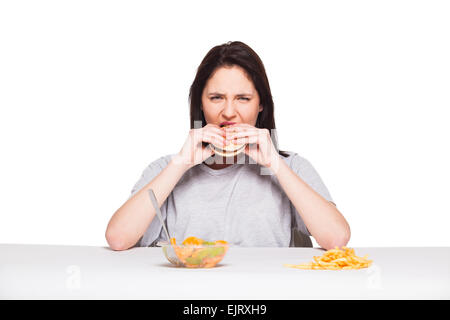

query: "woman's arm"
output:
224 124 350 249
272 159 351 250
106 124 226 251
105 155 189 251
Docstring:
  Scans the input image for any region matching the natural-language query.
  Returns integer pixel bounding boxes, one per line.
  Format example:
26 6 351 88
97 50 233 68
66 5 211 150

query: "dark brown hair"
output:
189 41 289 158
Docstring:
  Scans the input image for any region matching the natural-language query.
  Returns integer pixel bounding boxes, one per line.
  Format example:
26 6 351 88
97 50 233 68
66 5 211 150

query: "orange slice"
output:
214 240 228 246
182 236 204 246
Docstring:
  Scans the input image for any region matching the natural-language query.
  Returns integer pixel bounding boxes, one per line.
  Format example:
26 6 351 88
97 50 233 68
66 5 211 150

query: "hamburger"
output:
210 123 246 157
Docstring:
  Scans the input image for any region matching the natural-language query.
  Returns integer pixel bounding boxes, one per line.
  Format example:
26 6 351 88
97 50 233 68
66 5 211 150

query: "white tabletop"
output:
0 244 449 299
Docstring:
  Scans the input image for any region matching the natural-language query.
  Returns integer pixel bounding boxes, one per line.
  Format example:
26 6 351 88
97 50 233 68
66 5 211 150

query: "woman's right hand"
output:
175 124 227 169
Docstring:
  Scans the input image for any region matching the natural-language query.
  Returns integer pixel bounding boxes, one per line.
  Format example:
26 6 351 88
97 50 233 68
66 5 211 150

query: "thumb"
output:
244 144 256 159
202 144 215 160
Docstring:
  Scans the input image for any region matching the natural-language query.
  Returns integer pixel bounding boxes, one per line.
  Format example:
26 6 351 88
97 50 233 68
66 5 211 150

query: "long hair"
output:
189 41 289 158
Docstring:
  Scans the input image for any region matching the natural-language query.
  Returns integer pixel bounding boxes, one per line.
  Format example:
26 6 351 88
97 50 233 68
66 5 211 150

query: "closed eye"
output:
210 96 250 101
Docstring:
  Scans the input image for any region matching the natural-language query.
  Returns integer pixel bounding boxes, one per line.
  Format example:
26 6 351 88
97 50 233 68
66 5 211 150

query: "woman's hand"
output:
224 124 281 171
175 124 226 169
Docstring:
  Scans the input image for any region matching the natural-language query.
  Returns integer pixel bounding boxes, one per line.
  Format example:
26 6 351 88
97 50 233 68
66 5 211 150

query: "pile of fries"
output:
285 246 373 270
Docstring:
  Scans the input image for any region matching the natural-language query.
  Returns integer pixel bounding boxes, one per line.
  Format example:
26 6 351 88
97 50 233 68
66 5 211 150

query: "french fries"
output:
284 246 373 270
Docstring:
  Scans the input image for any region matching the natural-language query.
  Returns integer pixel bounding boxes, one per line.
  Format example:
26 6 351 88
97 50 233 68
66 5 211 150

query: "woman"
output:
105 41 350 251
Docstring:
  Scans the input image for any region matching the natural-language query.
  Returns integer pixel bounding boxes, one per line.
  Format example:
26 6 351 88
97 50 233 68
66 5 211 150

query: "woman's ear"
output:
259 104 263 112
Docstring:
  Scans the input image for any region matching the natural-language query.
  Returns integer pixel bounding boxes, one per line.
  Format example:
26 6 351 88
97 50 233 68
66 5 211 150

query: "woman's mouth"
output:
219 121 236 127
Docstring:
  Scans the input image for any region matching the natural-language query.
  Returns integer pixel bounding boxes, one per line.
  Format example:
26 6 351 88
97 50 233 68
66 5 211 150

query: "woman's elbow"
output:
105 228 130 251
329 235 350 250
325 225 351 250
318 225 350 250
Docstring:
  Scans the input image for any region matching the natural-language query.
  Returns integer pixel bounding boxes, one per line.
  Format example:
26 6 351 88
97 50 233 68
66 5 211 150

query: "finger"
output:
233 136 260 145
226 129 259 139
231 130 267 144
244 144 259 160
205 123 230 136
201 133 226 147
202 144 215 158
204 126 227 137
203 136 226 148
224 123 254 132
223 126 242 134
225 123 253 128
192 128 225 143
203 122 221 128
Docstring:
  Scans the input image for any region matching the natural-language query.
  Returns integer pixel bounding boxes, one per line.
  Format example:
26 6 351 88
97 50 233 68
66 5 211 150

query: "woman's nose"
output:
222 100 237 117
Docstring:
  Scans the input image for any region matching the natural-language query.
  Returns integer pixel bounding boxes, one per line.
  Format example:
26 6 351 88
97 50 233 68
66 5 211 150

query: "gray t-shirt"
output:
130 151 333 247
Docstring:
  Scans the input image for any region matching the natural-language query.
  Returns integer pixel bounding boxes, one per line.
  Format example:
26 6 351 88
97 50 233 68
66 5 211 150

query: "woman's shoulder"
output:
280 150 310 165
135 153 177 179
144 153 177 168
280 150 333 203
280 150 321 176
130 153 177 197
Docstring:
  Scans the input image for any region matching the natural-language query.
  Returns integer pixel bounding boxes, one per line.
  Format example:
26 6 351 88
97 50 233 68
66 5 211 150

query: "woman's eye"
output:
210 96 249 101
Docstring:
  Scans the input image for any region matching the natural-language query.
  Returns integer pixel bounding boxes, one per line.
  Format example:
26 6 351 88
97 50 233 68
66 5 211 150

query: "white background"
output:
0 0 449 248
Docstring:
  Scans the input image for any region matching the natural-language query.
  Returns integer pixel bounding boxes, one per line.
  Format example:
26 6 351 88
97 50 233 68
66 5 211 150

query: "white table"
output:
1 244 449 299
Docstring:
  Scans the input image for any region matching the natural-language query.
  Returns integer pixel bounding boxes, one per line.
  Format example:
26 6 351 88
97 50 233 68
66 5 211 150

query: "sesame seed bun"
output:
211 124 246 157
210 142 246 157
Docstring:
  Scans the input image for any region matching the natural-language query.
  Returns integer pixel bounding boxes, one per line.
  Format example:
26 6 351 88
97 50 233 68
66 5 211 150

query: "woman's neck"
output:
204 154 240 170
205 163 233 170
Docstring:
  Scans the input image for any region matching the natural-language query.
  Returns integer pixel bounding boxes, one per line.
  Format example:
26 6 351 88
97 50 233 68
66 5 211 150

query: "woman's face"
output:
201 65 262 126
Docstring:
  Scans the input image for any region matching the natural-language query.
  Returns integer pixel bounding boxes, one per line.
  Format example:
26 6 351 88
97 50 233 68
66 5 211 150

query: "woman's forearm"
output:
105 155 189 250
272 159 351 250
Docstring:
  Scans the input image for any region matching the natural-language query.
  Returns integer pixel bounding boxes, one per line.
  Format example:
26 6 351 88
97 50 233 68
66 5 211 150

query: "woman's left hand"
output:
224 123 281 171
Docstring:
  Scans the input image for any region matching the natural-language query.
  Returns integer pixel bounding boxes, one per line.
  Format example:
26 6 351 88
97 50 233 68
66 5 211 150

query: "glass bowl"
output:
158 241 229 268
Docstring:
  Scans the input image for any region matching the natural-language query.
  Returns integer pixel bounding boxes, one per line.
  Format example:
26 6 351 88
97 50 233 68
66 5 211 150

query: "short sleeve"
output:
129 154 174 198
288 154 334 237
128 154 174 247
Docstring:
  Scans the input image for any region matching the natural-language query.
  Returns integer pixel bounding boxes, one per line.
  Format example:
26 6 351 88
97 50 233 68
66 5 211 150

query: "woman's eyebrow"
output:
208 92 253 96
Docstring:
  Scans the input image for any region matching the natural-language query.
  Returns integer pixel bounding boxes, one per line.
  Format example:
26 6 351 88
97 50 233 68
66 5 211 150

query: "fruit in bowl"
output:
159 236 229 268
